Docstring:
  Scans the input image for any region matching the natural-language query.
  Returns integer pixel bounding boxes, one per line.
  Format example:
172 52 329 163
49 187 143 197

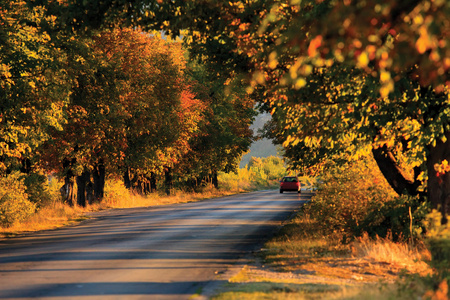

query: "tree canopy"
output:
63 0 449 219
2 0 449 221
1 1 256 205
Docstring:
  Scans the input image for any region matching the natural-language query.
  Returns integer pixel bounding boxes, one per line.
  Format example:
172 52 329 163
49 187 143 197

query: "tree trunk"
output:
426 132 450 224
212 171 218 189
93 161 105 202
60 159 75 206
373 136 449 224
372 145 421 196
144 181 150 194
86 176 94 204
20 158 31 174
135 179 144 195
150 172 157 193
76 170 90 207
123 167 131 189
165 167 172 195
60 176 75 206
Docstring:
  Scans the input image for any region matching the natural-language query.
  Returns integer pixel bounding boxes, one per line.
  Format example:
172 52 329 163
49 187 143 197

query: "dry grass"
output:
350 234 432 276
0 201 86 238
213 210 435 300
0 180 244 239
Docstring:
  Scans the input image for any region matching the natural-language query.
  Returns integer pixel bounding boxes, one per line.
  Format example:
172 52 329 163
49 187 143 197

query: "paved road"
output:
0 190 310 300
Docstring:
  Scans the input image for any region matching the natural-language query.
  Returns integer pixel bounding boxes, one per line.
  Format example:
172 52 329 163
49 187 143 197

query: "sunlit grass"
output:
350 234 432 276
213 210 435 300
0 201 86 237
0 177 251 238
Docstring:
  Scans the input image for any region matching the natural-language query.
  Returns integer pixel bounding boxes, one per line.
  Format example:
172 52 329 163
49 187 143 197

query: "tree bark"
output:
144 181 150 194
373 136 449 224
372 145 421 196
60 159 75 206
76 170 90 207
123 167 131 189
150 172 157 193
426 132 450 224
165 167 172 195
212 171 218 189
93 161 105 202
86 176 94 204
60 176 75 206
20 158 31 174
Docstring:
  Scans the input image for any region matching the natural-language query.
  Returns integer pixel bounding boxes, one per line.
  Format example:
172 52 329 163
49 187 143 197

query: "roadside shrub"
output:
423 210 450 286
356 195 430 241
0 172 36 227
23 172 53 207
104 178 132 206
304 156 398 241
247 156 286 188
219 167 256 191
219 156 286 191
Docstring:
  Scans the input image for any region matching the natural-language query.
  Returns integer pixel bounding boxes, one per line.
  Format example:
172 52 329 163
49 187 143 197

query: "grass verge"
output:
212 210 434 300
0 178 278 239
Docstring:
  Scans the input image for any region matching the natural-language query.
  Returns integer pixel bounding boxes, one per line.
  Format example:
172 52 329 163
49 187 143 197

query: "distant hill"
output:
239 113 280 168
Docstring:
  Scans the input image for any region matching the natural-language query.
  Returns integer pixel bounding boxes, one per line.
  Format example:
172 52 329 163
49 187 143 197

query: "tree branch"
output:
372 145 421 196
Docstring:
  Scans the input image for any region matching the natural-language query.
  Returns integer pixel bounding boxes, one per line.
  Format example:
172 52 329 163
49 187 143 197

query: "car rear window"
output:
283 177 297 182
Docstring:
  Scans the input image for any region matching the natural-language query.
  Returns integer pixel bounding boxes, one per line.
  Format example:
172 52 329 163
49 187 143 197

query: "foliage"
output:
247 156 286 186
103 178 132 206
0 0 70 173
303 155 430 241
174 59 256 187
220 156 287 191
23 172 53 208
0 172 36 227
108 0 450 216
356 195 430 241
2 0 256 204
423 210 450 288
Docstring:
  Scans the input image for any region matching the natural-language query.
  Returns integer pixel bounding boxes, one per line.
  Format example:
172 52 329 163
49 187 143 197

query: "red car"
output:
280 176 301 193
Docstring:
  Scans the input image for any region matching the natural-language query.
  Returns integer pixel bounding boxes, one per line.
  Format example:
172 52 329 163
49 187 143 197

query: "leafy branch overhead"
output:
1 1 256 205
121 0 449 219
1 0 449 220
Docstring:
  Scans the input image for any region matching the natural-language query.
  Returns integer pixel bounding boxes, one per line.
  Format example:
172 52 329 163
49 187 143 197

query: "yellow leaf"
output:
294 78 306 89
380 70 390 83
268 51 278 69
253 71 265 85
357 52 369 68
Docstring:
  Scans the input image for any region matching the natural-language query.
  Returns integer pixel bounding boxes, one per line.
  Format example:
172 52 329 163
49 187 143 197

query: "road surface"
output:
0 190 310 299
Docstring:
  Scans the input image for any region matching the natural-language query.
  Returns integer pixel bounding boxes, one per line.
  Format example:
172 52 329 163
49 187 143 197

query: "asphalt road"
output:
0 190 310 300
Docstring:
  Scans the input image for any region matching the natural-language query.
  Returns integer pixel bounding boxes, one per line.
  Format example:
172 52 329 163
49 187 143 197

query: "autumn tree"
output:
42 27 204 203
28 0 449 222
119 0 449 222
110 30 205 196
0 0 69 175
175 61 255 189
221 0 450 222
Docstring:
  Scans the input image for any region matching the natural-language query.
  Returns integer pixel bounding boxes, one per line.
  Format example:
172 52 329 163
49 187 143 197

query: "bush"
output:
423 210 450 285
357 195 430 241
305 156 432 243
0 172 36 227
247 156 287 187
103 178 133 206
219 156 287 191
304 156 399 241
23 172 53 207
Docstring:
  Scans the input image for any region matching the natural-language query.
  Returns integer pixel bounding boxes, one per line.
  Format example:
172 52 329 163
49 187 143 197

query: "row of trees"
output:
1 1 255 207
114 0 448 223
3 0 449 223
